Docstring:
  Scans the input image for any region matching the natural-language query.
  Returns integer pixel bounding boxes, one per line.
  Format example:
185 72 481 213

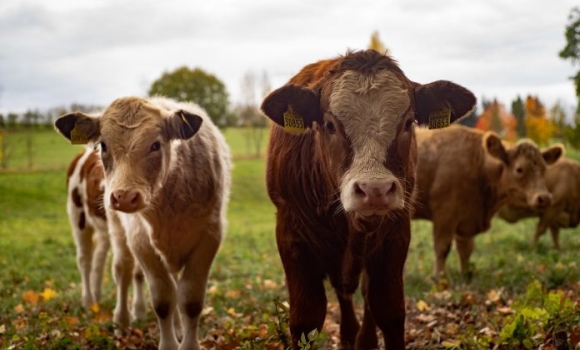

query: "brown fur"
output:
498 156 580 250
263 49 476 349
413 125 561 279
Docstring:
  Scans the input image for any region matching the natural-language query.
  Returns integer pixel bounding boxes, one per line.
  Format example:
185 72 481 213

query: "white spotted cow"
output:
66 147 147 321
56 96 231 350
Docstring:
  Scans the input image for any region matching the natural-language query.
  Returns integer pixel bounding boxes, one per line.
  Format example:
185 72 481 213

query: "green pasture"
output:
0 128 579 349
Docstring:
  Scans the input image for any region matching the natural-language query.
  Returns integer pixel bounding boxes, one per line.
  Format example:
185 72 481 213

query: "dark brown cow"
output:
413 125 562 279
498 155 580 250
261 49 476 349
66 147 147 321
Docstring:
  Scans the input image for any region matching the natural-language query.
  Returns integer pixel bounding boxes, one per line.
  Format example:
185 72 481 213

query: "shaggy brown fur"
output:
262 49 476 350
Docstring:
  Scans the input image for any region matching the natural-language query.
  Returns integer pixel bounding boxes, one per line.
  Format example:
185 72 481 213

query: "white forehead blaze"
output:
329 70 410 162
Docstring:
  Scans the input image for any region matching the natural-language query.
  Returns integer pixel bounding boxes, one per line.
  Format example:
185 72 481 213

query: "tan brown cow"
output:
498 155 580 250
262 49 476 350
413 125 562 279
66 147 146 323
56 96 231 350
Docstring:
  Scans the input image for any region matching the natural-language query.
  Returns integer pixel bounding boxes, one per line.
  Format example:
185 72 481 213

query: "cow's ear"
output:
261 84 322 134
542 144 564 165
167 110 203 140
484 132 509 164
54 112 100 144
414 80 476 129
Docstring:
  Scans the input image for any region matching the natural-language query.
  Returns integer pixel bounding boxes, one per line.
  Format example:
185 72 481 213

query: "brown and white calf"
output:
262 49 476 349
66 148 146 323
66 147 110 308
413 125 562 279
56 96 231 350
498 155 580 250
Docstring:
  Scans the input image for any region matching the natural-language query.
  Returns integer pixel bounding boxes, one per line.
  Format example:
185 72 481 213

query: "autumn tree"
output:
475 99 517 141
369 31 388 54
148 67 230 127
559 7 580 115
525 95 553 145
511 96 526 138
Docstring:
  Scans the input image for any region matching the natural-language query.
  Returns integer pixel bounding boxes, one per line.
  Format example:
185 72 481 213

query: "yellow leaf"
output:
263 279 278 290
0 324 5 335
22 290 39 305
487 289 502 303
66 316 79 326
442 339 461 348
226 290 241 299
416 300 430 311
41 288 57 301
14 304 25 314
90 303 100 313
227 307 236 316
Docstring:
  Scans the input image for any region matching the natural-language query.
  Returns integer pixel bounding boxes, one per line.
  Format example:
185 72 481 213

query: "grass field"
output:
0 128 579 349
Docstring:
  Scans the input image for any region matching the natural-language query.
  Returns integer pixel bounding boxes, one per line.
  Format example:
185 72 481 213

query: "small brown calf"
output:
56 96 231 350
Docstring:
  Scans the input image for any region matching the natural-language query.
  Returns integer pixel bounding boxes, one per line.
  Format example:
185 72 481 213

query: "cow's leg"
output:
549 226 561 251
432 220 455 279
132 265 147 321
90 227 110 304
110 222 134 328
177 230 220 350
329 275 360 349
131 235 179 350
71 217 95 309
363 232 409 350
532 219 549 248
355 273 378 350
455 235 475 281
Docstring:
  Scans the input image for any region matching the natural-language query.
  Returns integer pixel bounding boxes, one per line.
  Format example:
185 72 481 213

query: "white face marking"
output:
329 70 410 215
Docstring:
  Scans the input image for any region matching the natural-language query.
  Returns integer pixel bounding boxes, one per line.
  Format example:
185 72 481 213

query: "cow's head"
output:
55 97 202 213
483 133 562 209
262 50 476 217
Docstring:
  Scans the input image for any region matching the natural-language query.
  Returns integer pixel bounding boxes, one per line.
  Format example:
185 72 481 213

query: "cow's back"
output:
546 158 580 227
67 148 106 231
413 125 488 223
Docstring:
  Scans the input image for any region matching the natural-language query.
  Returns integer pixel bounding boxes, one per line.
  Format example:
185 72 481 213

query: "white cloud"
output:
0 0 578 115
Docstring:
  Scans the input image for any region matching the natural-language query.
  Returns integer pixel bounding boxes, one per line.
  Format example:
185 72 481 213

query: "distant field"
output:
0 127 579 349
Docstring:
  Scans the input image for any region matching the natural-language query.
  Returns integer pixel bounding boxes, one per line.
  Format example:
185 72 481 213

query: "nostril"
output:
129 192 139 205
354 182 365 196
385 182 395 195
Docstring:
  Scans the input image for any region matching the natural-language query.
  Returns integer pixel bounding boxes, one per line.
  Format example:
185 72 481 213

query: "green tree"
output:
549 101 568 141
511 95 526 138
559 7 580 115
148 66 230 127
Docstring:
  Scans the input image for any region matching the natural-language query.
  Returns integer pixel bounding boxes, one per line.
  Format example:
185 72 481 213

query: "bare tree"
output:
239 70 268 158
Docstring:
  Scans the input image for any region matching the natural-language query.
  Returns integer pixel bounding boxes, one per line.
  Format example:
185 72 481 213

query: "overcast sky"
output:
1 0 578 117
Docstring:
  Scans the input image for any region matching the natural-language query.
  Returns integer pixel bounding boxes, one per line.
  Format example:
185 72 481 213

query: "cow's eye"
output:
325 121 336 134
404 118 415 131
516 167 524 174
100 142 107 153
150 141 161 152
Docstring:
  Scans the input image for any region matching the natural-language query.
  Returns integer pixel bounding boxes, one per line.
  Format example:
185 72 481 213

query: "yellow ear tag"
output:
283 109 305 134
428 109 451 130
70 125 89 145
